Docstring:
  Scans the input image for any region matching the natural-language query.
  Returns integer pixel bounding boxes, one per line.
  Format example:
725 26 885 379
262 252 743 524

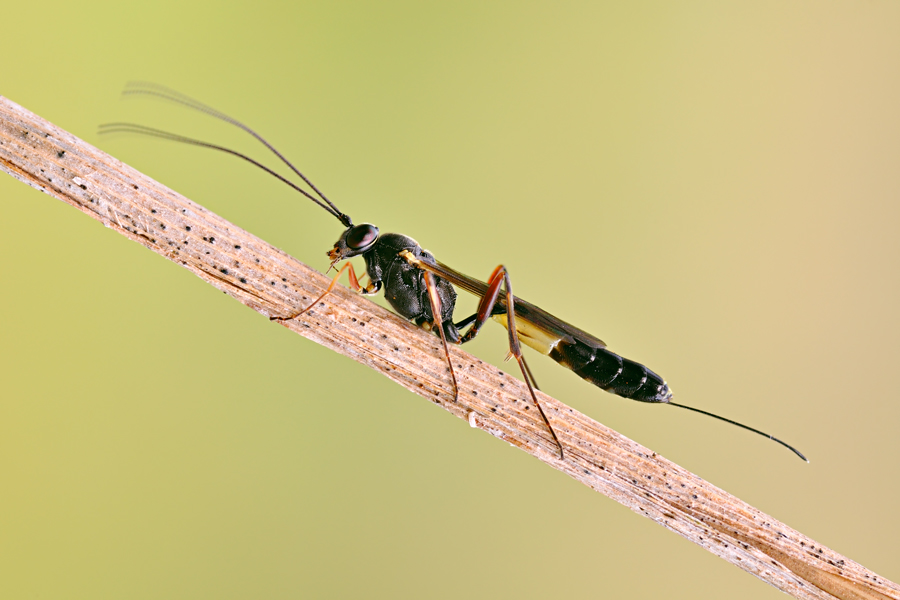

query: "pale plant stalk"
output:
1 96 897 600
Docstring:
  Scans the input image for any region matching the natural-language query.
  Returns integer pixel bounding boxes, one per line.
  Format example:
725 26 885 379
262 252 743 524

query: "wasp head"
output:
327 223 380 267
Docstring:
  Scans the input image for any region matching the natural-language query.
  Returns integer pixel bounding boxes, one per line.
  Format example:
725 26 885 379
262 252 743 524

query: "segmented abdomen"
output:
549 338 672 403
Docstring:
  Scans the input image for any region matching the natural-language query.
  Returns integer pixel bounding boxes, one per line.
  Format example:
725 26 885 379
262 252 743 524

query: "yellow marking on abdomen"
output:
492 314 562 355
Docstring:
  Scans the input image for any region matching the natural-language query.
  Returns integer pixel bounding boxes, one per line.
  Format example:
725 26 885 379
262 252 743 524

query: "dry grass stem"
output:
2 96 897 600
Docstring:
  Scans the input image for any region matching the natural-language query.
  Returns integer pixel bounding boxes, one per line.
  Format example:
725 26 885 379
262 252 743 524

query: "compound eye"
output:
346 224 379 250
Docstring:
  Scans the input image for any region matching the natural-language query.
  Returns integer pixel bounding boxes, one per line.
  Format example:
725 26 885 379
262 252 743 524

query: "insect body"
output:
329 223 671 402
331 228 462 343
320 222 674 458
363 238 674 403
100 82 807 462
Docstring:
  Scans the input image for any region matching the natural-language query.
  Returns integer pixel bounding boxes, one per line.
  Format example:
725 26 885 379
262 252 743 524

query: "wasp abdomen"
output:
549 339 672 403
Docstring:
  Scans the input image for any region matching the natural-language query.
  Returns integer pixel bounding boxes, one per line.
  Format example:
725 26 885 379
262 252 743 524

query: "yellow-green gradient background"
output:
2 2 898 598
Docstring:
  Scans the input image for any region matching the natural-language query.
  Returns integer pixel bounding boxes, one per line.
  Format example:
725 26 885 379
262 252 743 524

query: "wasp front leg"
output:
270 261 366 322
360 279 382 296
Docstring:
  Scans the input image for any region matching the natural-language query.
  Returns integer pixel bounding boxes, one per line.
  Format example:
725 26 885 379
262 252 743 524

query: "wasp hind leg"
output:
457 265 565 460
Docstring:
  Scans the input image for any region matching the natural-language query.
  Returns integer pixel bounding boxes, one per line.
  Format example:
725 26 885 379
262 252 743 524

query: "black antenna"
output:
98 122 349 223
668 401 808 462
101 82 353 227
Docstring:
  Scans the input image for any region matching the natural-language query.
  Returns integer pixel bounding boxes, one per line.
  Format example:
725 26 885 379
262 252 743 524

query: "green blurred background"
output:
2 2 898 598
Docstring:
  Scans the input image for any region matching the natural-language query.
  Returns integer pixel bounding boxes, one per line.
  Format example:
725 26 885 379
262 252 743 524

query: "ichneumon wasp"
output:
100 82 807 463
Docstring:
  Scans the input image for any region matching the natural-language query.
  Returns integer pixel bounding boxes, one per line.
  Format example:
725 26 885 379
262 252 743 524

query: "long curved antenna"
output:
97 122 348 224
119 82 352 227
668 401 808 462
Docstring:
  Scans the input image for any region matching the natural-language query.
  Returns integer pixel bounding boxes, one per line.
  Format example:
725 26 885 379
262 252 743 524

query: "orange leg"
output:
421 271 459 402
270 262 363 322
459 265 564 460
